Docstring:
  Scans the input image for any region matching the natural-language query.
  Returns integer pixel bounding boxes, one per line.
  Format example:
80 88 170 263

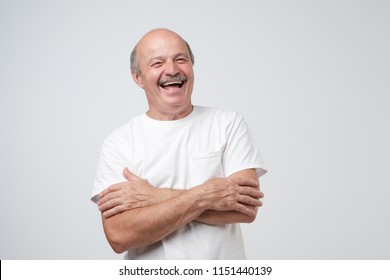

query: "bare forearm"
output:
150 188 257 225
102 187 205 253
158 169 262 225
100 169 262 253
195 208 258 225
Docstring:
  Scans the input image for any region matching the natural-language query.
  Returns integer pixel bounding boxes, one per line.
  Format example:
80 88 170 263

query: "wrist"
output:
189 183 211 212
156 187 183 202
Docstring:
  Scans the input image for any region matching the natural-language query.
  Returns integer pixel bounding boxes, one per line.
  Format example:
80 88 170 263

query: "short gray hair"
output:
130 41 195 75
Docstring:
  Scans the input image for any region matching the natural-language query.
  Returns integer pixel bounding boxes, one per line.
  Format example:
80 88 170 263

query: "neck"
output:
146 104 193 121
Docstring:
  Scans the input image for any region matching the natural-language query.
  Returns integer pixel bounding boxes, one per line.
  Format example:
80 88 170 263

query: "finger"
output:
123 167 134 181
98 188 115 204
238 195 262 207
230 177 259 188
98 198 121 212
102 205 127 218
234 204 257 217
238 187 263 199
98 184 121 201
259 191 265 198
97 188 121 206
123 167 142 182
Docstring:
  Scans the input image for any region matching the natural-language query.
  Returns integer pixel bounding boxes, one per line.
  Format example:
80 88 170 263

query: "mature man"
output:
91 29 267 259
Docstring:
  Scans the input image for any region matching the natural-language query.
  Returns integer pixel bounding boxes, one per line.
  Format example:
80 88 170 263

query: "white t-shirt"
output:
92 106 267 259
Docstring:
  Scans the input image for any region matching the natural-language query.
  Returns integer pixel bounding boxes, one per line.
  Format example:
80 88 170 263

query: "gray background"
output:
1 0 389 259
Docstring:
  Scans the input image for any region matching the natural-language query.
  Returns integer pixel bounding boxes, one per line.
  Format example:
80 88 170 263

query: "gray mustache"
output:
158 75 187 86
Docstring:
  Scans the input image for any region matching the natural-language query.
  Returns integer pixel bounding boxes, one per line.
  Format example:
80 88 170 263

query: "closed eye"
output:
150 61 163 67
176 57 188 64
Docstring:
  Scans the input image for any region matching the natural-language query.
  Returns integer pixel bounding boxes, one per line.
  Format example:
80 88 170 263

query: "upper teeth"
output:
162 81 182 86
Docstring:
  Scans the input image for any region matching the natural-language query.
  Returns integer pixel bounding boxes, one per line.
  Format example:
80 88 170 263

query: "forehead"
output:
137 31 189 61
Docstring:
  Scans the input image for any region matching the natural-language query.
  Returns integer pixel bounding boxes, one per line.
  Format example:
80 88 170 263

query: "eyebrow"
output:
147 53 189 64
148 56 164 64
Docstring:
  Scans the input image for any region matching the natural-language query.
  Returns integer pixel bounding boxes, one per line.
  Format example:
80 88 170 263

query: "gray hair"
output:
130 41 195 75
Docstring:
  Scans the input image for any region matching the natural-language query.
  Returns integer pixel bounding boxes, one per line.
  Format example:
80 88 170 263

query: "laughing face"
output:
132 29 195 120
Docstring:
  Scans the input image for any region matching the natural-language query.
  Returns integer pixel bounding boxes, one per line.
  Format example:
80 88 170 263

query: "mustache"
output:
157 75 187 86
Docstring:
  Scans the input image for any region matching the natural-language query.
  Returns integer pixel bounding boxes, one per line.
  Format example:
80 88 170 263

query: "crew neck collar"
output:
143 105 198 125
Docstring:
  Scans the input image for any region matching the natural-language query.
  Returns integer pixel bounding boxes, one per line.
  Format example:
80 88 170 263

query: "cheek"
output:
183 67 194 80
147 71 163 85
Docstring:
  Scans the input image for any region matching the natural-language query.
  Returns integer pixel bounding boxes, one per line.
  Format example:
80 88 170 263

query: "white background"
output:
1 0 389 259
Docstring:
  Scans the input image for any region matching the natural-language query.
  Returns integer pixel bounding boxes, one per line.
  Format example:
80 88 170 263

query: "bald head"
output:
130 29 194 75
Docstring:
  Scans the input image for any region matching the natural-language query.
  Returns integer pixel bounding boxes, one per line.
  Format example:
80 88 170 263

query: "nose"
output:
164 59 179 76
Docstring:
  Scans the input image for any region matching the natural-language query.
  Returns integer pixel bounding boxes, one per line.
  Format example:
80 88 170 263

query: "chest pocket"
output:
189 150 224 186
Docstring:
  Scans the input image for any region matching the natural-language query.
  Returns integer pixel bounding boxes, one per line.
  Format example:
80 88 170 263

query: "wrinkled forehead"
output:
136 30 190 63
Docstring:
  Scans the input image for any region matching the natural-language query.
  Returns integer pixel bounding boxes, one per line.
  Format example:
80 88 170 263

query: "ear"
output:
131 71 145 89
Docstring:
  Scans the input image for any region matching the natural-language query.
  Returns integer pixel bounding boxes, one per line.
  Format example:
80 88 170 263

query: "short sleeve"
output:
222 113 267 178
91 132 128 203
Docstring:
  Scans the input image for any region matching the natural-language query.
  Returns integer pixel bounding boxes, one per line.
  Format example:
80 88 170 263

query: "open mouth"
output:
158 76 187 89
160 81 184 88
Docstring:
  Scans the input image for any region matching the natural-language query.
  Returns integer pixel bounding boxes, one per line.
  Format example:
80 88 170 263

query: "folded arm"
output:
101 185 207 253
97 168 263 253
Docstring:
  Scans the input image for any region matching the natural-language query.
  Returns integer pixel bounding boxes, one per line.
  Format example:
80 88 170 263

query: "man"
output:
91 29 267 259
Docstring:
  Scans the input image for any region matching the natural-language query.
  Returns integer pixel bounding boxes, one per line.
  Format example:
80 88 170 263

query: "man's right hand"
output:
99 169 263 252
97 168 160 218
98 168 263 221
